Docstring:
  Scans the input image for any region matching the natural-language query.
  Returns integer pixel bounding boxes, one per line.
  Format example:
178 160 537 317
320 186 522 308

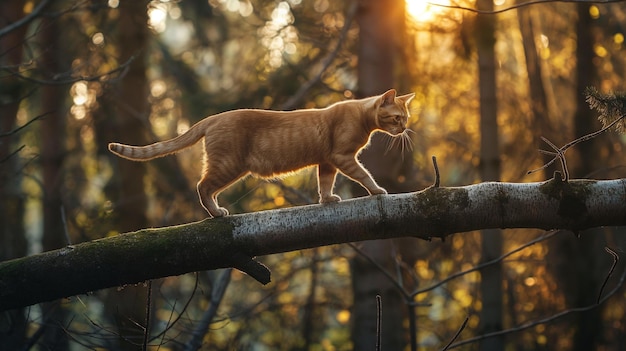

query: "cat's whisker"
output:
403 129 415 152
384 134 397 155
399 137 406 160
383 129 414 158
404 128 417 136
402 135 410 157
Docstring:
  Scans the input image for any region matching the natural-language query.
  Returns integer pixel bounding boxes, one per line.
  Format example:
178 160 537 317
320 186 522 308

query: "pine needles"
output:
585 86 626 133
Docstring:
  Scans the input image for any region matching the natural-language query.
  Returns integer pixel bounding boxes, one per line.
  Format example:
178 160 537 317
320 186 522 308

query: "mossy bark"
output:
1 178 626 311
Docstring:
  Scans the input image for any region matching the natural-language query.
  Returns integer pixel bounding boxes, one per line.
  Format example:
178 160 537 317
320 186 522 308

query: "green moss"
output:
415 187 470 237
419 187 470 214
539 178 596 222
0 216 242 310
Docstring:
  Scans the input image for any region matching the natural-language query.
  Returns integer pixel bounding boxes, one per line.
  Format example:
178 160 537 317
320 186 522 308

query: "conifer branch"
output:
585 86 626 133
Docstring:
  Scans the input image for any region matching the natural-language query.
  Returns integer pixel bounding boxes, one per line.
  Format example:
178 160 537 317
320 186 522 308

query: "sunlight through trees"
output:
1 0 626 349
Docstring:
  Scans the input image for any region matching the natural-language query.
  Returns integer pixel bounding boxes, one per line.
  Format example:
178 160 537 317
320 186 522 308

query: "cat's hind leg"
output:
318 163 341 203
196 167 243 217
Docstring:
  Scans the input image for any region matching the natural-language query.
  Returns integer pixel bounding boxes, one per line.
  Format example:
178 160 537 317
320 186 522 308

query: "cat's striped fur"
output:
109 89 415 217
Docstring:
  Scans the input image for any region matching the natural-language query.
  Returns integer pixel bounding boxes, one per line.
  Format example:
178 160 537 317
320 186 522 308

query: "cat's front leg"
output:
317 163 341 203
368 186 388 195
332 155 387 196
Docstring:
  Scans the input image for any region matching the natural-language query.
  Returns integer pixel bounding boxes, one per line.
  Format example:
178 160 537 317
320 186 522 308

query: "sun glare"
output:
405 0 451 23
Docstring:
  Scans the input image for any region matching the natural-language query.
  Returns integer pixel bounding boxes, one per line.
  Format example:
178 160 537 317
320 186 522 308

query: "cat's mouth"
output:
383 125 406 136
391 127 406 135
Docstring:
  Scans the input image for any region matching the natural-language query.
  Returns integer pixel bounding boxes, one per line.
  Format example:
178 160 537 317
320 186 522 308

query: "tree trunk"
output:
475 0 504 349
37 8 70 349
517 3 555 176
40 17 66 255
0 1 29 348
352 0 412 349
101 2 151 349
547 4 606 351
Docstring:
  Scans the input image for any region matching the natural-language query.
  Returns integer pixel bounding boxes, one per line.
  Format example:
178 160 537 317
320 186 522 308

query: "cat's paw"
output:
320 194 342 203
209 207 230 217
369 187 387 195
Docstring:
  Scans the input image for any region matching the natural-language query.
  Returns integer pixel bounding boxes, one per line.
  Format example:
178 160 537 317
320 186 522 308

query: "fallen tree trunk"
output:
1 177 625 311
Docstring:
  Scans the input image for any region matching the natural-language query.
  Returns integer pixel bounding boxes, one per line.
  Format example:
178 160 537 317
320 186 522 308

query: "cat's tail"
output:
108 119 208 161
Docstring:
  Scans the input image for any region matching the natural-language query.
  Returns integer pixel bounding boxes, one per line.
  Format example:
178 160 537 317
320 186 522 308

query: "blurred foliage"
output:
2 0 626 349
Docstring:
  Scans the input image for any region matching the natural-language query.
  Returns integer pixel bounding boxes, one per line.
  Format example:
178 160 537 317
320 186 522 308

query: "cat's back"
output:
208 99 360 130
206 107 331 138
210 108 333 175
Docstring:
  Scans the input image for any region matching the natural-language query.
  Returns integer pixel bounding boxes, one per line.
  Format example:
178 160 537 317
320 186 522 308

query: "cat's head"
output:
374 89 415 136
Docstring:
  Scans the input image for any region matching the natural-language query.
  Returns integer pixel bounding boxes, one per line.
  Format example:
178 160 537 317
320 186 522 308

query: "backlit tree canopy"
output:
1 0 626 350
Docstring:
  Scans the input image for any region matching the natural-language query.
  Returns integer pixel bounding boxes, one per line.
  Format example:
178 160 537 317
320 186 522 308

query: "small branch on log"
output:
230 252 271 285
431 155 441 188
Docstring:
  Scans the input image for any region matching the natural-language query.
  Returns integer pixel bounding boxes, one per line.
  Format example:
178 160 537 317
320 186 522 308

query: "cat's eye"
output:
384 115 400 122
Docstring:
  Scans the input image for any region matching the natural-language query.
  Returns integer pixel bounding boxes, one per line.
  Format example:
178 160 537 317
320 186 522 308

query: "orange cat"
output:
108 89 415 217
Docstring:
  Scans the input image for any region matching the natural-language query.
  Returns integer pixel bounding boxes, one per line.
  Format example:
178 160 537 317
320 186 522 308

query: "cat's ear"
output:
380 89 397 106
398 92 415 105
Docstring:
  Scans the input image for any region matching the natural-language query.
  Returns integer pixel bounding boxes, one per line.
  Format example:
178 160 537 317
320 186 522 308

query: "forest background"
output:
1 0 626 350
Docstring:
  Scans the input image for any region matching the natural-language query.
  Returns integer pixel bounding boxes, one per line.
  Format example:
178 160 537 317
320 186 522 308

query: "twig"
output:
0 0 52 38
280 0 357 110
2 55 134 86
149 273 200 343
22 304 55 350
528 113 626 177
540 136 570 181
412 230 559 297
448 261 626 349
0 145 25 164
0 112 49 138
440 316 469 351
597 247 619 303
429 0 626 15
349 243 412 301
185 269 232 351
273 181 314 205
376 295 382 351
432 155 440 188
70 296 122 347
352 231 559 310
143 281 152 351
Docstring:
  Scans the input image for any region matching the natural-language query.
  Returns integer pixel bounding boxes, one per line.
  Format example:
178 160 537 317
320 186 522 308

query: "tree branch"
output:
431 0 625 15
279 0 358 110
1 178 626 311
0 0 52 39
